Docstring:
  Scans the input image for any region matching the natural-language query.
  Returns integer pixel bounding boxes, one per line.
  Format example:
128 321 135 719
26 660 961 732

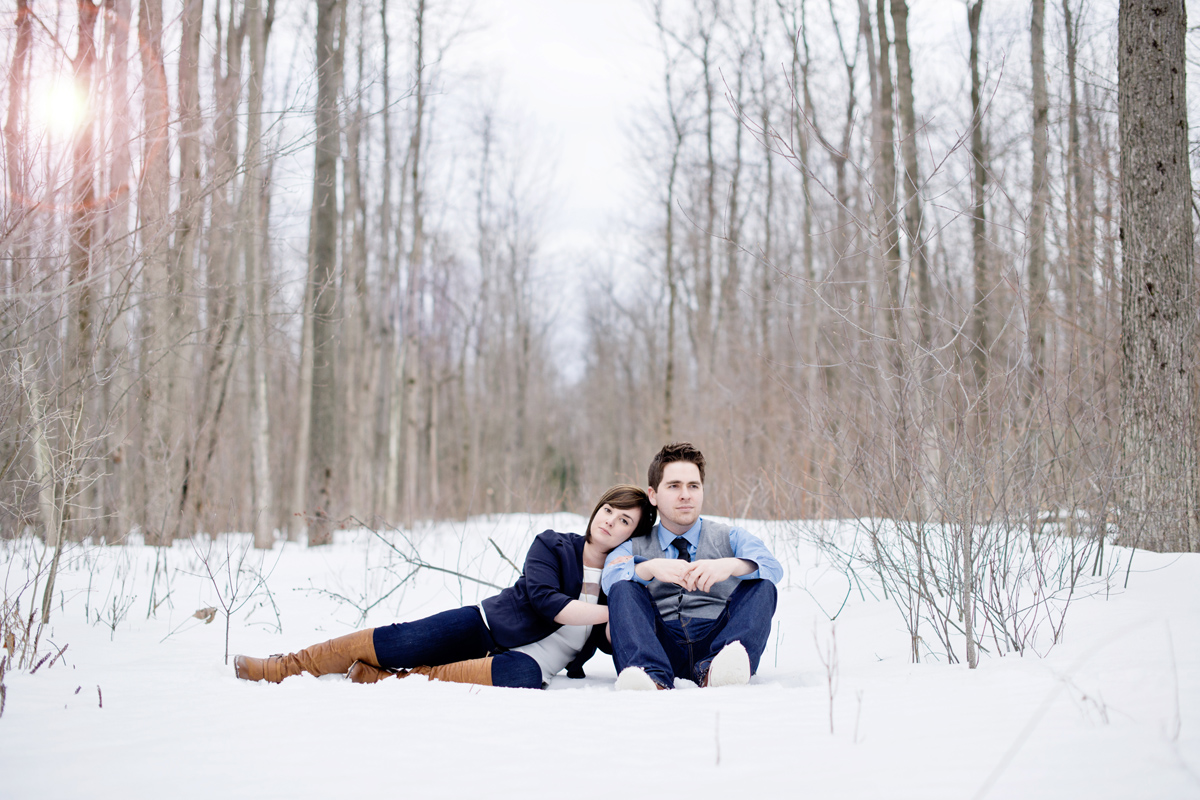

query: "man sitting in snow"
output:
601 442 781 689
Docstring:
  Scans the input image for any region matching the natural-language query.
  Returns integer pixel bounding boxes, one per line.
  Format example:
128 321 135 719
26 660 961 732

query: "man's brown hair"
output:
647 442 706 490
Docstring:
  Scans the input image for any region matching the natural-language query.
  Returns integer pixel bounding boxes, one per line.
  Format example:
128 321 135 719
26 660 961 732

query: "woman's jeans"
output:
371 606 542 688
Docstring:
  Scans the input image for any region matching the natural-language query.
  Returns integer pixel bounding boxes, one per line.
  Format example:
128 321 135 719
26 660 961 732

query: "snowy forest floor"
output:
1 513 1198 799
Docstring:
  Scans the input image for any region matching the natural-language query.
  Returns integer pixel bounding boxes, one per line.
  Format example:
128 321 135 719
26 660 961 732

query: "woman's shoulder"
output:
532 530 585 551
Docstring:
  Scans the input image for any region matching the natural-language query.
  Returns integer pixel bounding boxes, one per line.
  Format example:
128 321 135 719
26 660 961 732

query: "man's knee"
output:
608 579 651 606
729 579 778 623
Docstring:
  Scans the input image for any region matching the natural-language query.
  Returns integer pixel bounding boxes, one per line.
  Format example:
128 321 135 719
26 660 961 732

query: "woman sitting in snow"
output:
234 484 655 689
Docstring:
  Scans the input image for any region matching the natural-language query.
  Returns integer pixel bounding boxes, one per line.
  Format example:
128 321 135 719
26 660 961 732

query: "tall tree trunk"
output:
64 0 99 543
373 0 394 519
717 33 746 351
757 9 773 435
967 0 989 431
1118 0 1197 553
1028 0 1049 385
100 0 134 542
306 0 342 544
4 0 31 297
1063 0 1094 348
889 0 932 349
654 0 683 441
874 0 902 362
964 0 985 671
402 0 428 529
181 0 243 540
246 0 274 548
290 276 313 540
138 0 177 546
67 0 99 417
170 0 203 540
699 4 717 372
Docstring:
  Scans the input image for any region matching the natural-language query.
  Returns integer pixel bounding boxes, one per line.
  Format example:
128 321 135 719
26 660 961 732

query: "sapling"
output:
188 532 280 665
814 621 838 734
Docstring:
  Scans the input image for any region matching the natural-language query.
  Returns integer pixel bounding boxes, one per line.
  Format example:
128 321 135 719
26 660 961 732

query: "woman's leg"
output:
488 652 542 689
235 606 494 684
234 629 377 683
371 606 494 669
349 651 542 689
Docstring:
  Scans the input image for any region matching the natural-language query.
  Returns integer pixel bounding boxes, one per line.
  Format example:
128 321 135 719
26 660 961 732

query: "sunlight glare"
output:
33 78 88 138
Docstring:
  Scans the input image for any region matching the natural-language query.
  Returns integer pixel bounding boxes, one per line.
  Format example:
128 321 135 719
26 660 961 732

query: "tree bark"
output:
137 0 178 546
1028 0 1049 385
873 0 902 361
889 0 932 349
181 0 243 540
307 0 342 544
402 0 428 529
246 0 274 548
968 0 989 428
67 0 99 404
964 0 985 671
100 0 134 542
1118 0 1197 553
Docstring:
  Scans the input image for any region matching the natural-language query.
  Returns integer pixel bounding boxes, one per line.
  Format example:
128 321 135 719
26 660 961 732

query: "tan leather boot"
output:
234 629 378 683
406 656 494 687
347 660 395 684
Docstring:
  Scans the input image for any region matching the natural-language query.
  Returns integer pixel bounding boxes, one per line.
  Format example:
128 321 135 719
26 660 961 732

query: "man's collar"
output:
654 518 704 550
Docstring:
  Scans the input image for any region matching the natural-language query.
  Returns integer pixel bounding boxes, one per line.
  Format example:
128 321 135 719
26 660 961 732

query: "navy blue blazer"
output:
480 530 610 677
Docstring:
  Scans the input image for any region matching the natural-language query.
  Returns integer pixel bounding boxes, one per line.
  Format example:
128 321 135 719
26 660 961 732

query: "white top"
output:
511 566 602 686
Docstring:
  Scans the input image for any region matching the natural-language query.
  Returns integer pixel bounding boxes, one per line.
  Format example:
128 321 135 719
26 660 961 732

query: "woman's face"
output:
588 504 643 553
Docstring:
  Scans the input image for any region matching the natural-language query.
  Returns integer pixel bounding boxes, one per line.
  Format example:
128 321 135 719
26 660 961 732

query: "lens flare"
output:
33 78 89 138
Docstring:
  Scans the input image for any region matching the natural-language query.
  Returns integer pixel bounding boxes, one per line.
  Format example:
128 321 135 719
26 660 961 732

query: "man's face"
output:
648 461 704 535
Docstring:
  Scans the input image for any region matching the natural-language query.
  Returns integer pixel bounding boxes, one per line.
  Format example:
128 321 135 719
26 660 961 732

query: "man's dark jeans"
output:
608 579 777 688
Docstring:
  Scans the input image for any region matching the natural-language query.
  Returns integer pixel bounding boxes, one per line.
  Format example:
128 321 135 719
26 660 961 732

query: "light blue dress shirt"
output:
601 517 783 594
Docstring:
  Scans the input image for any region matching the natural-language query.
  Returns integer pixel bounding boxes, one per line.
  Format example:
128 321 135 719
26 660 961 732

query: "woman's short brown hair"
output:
584 484 656 543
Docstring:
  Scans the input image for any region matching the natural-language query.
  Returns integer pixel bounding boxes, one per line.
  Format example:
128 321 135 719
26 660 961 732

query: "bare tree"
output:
888 0 931 348
964 0 985 670
137 0 179 547
1117 0 1197 553
246 0 275 548
306 0 343 545
1028 0 1049 385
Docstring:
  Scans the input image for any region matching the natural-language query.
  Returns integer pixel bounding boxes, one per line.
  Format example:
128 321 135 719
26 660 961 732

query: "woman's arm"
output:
521 533 582 622
553 600 609 626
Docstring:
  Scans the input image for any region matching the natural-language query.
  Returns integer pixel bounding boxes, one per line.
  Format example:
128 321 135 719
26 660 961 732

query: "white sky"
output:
464 0 661 256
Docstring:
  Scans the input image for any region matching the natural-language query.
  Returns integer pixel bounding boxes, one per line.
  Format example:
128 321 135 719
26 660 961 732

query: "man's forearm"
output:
726 557 757 577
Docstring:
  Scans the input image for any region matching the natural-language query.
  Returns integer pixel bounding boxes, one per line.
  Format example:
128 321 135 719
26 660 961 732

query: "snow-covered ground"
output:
1 514 1197 799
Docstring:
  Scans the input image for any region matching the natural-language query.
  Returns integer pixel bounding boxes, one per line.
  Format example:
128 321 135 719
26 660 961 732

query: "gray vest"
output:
630 519 739 620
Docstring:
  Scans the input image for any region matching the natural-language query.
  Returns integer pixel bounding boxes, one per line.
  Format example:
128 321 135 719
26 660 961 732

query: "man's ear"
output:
647 485 658 507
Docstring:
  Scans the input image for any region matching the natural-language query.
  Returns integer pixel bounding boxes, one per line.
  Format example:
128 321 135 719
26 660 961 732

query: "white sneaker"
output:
615 666 664 691
704 642 751 688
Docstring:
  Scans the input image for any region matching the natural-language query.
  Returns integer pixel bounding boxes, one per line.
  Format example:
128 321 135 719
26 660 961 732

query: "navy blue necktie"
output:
672 537 691 562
